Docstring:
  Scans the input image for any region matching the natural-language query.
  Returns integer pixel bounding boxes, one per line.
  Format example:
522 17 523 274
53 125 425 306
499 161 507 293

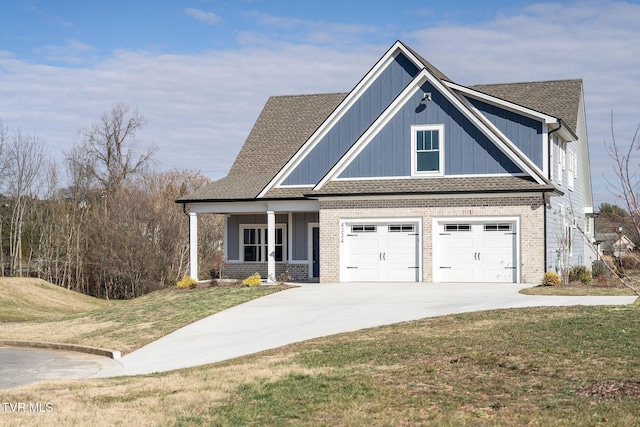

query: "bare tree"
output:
69 103 156 193
605 116 640 243
3 128 47 276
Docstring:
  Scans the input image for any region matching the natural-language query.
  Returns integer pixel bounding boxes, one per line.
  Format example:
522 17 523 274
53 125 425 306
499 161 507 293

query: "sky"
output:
1 0 639 207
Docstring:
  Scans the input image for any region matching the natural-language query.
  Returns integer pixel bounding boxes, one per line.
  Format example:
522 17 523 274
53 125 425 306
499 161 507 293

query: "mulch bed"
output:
578 380 640 399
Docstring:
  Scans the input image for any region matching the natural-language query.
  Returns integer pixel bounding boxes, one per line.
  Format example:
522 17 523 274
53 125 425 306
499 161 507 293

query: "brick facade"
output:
224 262 309 282
319 194 545 284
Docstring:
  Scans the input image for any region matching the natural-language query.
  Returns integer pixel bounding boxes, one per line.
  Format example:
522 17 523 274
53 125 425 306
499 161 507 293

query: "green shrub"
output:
568 265 592 284
242 273 262 287
542 271 561 286
177 275 198 289
591 261 609 278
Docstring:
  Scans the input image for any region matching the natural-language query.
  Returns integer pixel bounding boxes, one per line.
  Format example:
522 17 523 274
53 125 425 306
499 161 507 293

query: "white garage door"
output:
343 223 420 282
437 221 517 283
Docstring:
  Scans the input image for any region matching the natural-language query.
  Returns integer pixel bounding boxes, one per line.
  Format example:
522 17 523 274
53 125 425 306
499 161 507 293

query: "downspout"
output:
544 121 563 272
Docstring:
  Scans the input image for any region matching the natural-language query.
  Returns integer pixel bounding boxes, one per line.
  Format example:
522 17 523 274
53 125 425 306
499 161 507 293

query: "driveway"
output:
93 282 637 378
0 347 122 389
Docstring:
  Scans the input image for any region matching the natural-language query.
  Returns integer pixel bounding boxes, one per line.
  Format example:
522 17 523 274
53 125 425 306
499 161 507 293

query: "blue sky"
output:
1 0 640 207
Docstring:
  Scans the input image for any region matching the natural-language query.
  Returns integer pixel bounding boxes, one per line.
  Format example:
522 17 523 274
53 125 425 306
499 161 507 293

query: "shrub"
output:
277 270 292 283
595 275 609 287
619 253 640 270
568 265 592 284
242 272 262 287
177 275 198 289
542 271 561 286
591 261 609 278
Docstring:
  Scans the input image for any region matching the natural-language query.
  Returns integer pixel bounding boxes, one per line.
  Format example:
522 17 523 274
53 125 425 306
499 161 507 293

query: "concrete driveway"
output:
0 347 122 389
93 282 637 378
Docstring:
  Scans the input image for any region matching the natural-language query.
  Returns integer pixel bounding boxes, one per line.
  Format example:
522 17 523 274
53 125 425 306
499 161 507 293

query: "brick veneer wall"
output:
319 195 545 284
224 262 309 282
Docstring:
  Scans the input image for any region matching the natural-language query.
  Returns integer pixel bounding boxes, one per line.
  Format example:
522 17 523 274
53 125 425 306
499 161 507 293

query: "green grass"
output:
2 279 639 426
0 279 289 353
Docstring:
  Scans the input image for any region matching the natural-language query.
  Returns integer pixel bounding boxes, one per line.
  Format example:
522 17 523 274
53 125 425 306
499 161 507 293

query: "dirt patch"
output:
578 380 640 399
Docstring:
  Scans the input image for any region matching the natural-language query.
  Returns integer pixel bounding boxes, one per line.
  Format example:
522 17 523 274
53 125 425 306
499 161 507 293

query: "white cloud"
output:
184 8 222 25
32 39 97 64
1 1 638 208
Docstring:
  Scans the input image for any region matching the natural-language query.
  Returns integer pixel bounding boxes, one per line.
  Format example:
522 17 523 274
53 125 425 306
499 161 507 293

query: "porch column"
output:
189 212 198 281
267 210 276 283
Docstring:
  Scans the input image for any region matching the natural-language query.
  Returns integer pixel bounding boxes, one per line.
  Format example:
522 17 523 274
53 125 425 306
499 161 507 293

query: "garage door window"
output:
351 225 377 233
389 224 416 232
444 224 471 232
484 223 512 232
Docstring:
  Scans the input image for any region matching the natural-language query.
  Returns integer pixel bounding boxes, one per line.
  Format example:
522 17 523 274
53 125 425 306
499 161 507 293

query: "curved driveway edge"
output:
0 339 121 359
93 282 637 378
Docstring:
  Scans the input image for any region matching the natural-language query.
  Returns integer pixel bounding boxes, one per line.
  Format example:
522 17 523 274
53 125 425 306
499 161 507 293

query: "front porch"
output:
187 200 320 283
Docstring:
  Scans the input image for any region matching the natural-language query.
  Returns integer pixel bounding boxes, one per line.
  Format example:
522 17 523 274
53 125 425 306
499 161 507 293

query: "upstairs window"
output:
412 125 444 176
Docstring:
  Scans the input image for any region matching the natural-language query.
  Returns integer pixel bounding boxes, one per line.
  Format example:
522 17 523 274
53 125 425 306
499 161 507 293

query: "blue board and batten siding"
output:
281 53 420 185
468 98 544 169
339 83 523 178
226 212 319 262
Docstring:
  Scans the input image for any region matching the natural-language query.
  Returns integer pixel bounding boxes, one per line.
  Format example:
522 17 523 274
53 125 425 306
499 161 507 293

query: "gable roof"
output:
178 42 583 204
469 79 582 135
180 93 346 201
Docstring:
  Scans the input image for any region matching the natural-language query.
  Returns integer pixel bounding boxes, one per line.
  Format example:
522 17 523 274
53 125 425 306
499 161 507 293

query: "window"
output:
351 225 377 233
568 151 575 190
557 140 564 186
484 223 512 232
444 224 471 232
389 224 416 233
412 125 444 175
241 225 286 262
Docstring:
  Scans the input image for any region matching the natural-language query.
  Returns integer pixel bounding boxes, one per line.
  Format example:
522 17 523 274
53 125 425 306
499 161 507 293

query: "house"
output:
177 41 597 284
595 233 636 257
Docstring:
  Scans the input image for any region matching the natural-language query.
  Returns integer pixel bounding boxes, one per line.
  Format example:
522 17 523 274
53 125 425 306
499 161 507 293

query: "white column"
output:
189 212 198 281
267 210 276 283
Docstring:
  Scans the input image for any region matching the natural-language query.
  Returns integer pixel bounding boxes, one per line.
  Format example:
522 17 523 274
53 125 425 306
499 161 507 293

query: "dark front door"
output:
312 226 320 278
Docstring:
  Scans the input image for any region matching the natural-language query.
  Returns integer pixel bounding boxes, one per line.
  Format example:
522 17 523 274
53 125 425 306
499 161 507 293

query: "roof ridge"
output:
470 78 582 87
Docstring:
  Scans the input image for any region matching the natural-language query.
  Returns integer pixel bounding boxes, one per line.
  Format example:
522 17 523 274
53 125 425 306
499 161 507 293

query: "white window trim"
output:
557 139 563 186
568 151 575 191
411 124 445 177
239 224 287 263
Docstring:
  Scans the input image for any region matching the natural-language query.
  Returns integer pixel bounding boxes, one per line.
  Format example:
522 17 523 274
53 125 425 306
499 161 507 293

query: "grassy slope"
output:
0 278 110 322
0 278 288 353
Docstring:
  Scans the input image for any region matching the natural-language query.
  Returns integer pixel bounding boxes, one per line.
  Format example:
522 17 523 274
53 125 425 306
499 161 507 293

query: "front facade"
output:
179 41 597 284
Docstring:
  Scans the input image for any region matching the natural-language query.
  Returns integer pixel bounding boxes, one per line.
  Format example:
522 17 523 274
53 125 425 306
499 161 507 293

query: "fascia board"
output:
314 71 431 190
447 82 558 124
257 41 422 198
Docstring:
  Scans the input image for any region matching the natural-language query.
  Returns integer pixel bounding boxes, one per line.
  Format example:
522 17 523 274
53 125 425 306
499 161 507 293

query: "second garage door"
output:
343 222 420 282
436 220 517 283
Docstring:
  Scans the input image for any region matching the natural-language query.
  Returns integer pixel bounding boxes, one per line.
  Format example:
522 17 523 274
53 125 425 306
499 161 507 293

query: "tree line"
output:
0 103 221 299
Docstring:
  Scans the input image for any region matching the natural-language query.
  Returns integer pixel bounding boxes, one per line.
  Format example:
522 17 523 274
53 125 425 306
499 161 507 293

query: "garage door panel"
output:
343 222 420 282
438 220 516 283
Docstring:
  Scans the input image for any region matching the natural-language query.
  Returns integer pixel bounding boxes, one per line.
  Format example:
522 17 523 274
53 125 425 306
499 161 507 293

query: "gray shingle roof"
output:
179 44 582 204
178 93 346 202
305 176 554 197
470 79 582 134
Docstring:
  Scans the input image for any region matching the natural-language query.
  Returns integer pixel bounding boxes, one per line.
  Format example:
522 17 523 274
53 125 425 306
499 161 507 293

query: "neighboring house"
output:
177 41 597 284
595 233 636 257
